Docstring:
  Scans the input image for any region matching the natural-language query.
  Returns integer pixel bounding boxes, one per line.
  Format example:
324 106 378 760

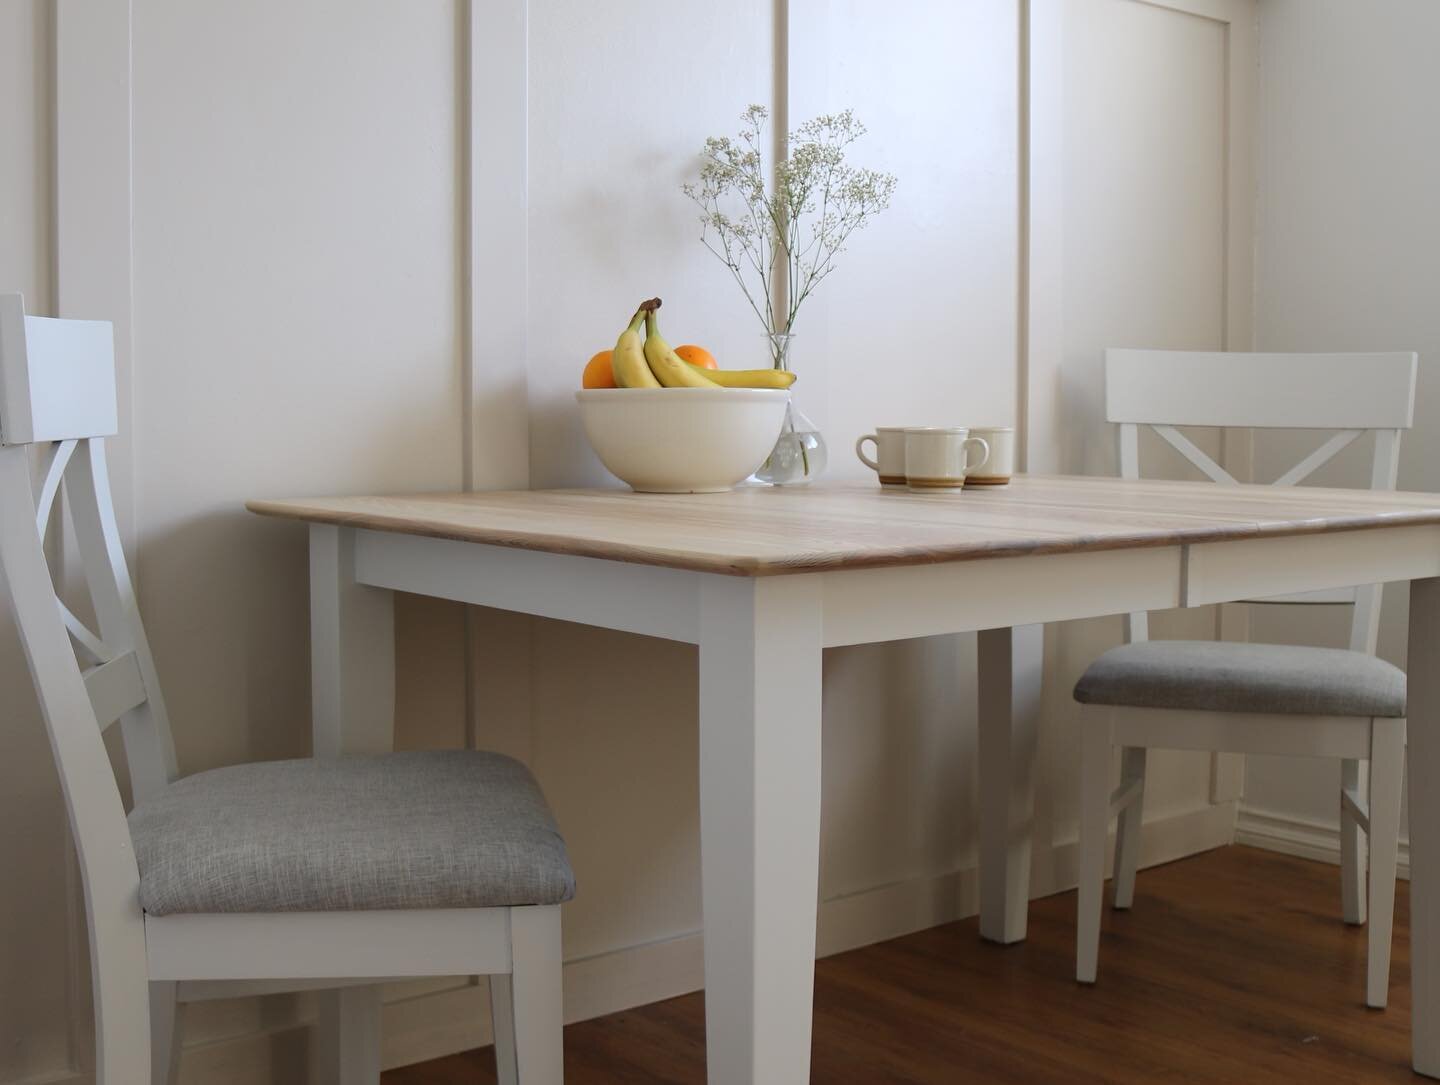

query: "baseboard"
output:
1235 805 1411 879
819 800 1236 958
6 1071 92 1085
20 802 1234 1085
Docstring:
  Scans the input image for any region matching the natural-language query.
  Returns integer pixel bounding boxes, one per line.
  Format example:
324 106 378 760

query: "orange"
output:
582 349 617 388
675 344 718 369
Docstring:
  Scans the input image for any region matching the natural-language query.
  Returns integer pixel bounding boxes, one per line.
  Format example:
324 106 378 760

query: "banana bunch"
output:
608 298 797 390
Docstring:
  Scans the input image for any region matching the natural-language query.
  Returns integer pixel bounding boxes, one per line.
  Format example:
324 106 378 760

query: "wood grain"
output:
383 846 1416 1084
247 476 1440 577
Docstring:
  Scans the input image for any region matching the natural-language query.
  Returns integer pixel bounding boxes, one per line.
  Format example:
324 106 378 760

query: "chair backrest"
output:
0 294 177 976
1105 348 1418 652
0 293 119 446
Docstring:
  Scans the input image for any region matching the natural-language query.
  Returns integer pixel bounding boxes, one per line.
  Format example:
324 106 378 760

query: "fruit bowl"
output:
576 387 790 493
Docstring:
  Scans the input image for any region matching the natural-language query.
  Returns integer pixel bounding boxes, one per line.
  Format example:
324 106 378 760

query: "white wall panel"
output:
1242 0 1440 839
0 0 1262 1078
787 0 1020 466
524 0 775 491
130 0 467 773
522 0 775 966
1045 0 1240 850
0 7 75 1081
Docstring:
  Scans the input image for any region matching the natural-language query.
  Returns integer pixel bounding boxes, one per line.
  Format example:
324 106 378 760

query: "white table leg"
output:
309 524 395 1084
313 987 382 1084
698 574 823 1084
310 524 395 757
977 624 1044 944
1409 577 1440 1076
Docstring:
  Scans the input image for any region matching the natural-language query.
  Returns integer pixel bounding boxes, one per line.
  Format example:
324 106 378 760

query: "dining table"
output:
249 475 1440 1083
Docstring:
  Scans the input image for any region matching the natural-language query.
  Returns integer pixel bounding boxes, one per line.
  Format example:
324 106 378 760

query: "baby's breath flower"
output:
683 104 896 366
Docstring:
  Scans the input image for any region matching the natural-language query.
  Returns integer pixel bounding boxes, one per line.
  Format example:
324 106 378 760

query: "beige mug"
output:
965 426 1015 486
904 427 990 491
855 427 909 486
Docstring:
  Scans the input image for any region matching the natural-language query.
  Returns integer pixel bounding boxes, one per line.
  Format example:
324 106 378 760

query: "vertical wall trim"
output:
1016 0 1031 469
782 0 833 433
770 0 790 320
1020 0 1064 474
464 0 531 494
463 0 534 754
1222 5 1256 351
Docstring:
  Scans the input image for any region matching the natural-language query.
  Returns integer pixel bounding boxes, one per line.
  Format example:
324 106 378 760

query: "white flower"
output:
683 105 897 367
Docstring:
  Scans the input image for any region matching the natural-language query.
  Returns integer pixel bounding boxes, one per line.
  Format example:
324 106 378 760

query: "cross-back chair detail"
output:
1074 347 1418 1010
30 435 179 794
1 293 570 1085
1107 348 1416 649
0 294 161 1080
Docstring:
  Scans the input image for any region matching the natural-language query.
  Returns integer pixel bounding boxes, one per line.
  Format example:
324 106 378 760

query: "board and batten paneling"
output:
1032 0 1255 858
518 0 778 975
1238 0 1440 857
129 0 471 1067
2 0 1257 1080
520 0 1023 978
0 5 77 1081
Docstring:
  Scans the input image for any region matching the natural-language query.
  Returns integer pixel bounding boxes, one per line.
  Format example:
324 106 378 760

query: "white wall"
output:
1040 0 1244 859
0 8 74 1082
520 0 1024 975
0 1 1251 1079
1238 0 1440 852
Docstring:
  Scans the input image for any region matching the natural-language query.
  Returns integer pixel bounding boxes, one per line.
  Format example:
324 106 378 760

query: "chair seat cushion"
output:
1073 640 1406 718
129 750 575 916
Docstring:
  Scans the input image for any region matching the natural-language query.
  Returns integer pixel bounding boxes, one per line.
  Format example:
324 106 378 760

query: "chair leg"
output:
1365 719 1406 1009
1077 714 1113 984
149 981 183 1085
1112 747 1148 910
313 986 382 1085
1341 756 1369 926
504 905 564 1083
490 973 519 1085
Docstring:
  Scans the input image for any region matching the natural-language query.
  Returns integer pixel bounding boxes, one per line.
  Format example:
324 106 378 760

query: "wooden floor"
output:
384 846 1416 1083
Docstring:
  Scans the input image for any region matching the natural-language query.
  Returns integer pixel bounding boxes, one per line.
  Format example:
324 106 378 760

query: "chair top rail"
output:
1110 353 1409 653
1106 349 1417 430
0 293 118 446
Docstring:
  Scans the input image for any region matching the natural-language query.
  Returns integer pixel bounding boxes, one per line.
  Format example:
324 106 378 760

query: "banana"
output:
685 364 797 390
643 310 721 388
611 308 661 388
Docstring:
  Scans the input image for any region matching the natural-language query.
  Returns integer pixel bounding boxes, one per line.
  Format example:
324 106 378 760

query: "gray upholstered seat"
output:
1074 640 1406 719
129 750 575 916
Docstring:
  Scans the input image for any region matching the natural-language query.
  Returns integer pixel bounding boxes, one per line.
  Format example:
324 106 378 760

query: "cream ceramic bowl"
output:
576 387 790 493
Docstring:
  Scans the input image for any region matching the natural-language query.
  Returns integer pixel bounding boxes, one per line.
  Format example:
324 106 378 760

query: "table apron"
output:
352 529 702 643
350 524 1440 649
821 546 1181 646
1182 524 1440 607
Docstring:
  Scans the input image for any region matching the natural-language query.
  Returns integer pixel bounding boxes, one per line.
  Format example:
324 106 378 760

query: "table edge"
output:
247 500 1440 578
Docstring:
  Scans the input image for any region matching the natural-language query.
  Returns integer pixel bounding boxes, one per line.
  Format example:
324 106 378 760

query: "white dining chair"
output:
1073 347 1418 1009
0 293 570 1085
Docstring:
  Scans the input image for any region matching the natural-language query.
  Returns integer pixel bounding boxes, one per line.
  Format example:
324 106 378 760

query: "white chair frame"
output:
1077 348 1418 1010
0 294 564 1085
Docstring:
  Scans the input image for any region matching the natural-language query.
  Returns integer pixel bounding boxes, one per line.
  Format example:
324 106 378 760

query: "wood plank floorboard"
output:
383 846 1416 1083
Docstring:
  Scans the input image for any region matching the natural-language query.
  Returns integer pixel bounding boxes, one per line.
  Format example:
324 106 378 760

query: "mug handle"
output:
962 436 990 472
855 434 881 472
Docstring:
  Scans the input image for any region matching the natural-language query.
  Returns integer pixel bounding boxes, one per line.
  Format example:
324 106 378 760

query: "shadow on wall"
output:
138 510 313 774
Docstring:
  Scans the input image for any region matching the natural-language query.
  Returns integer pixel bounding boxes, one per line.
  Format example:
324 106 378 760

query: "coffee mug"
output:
965 426 1015 486
904 427 989 491
855 427 909 486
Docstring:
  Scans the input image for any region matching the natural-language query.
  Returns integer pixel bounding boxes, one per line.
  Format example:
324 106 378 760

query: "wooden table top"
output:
246 476 1440 577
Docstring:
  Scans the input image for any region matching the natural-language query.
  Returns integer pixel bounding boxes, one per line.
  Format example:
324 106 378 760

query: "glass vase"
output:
753 333 828 485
